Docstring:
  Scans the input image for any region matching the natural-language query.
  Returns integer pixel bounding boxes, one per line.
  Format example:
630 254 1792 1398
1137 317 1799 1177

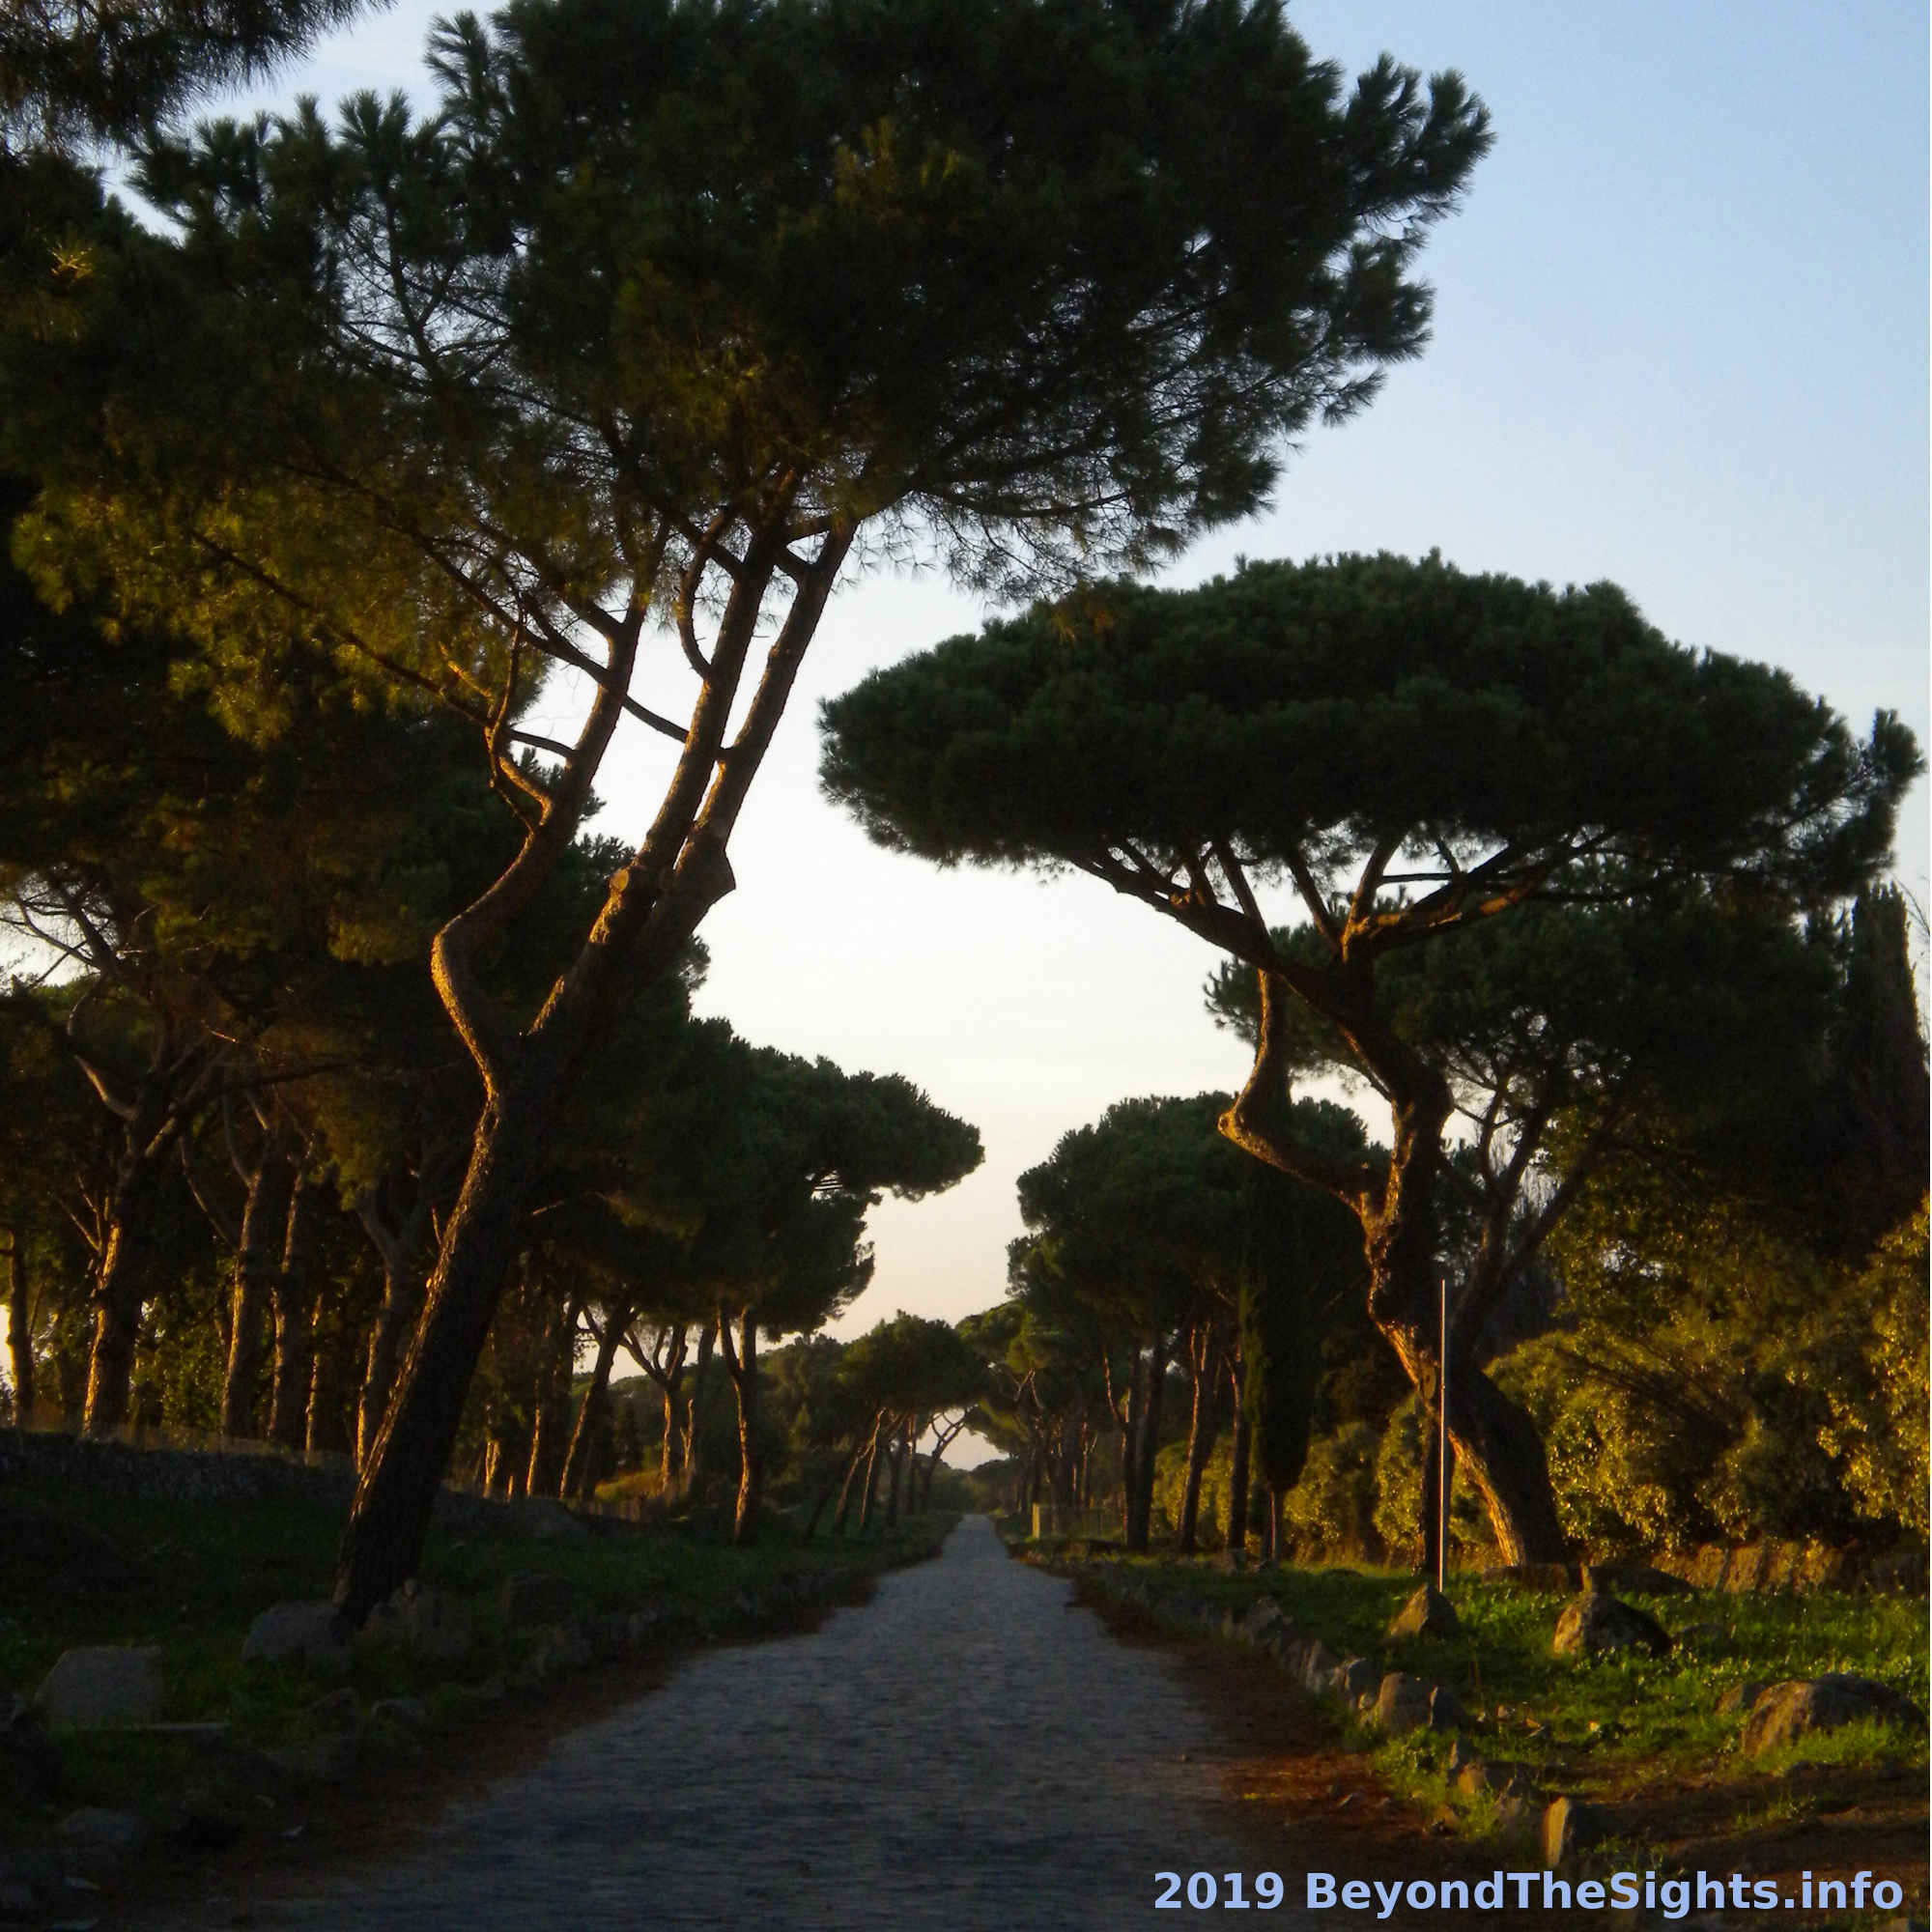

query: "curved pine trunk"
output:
724 1313 763 1545
5 1225 34 1422
334 1094 546 1623
560 1307 625 1498
223 1145 294 1440
82 1149 170 1437
269 1173 322 1451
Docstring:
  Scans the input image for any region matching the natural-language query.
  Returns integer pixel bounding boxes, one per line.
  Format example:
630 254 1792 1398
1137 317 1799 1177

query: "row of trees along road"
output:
961 885 1926 1563
4 0 1492 1619
818 554 1922 1565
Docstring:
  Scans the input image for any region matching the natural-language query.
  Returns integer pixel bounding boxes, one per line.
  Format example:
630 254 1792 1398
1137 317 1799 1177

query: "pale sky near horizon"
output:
10 2 1923 1410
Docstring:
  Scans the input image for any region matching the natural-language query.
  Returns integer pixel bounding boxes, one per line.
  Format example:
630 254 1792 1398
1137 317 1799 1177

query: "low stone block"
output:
1331 1657 1378 1700
1373 1672 1435 1732
35 1647 165 1727
242 1602 349 1671
1298 1640 1339 1692
1740 1675 1926 1754
1541 1795 1612 1866
1552 1591 1672 1660
1387 1582 1461 1639
1237 1599 1288 1646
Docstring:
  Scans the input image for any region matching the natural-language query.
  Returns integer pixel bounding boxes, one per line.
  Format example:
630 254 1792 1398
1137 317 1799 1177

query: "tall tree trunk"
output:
352 1181 431 1469
1126 1324 1171 1553
857 1419 886 1536
268 1171 323 1451
1178 1321 1220 1555
681 1316 718 1498
1375 1310 1561 1566
836 1413 881 1535
334 1091 553 1620
82 1141 172 1437
304 1275 355 1456
4 1224 34 1422
721 1308 763 1544
222 1138 293 1440
560 1303 626 1499
1226 988 1567 1566
885 1416 911 1530
808 1434 867 1540
1120 1346 1145 1545
1225 1348 1251 1555
524 1292 584 1499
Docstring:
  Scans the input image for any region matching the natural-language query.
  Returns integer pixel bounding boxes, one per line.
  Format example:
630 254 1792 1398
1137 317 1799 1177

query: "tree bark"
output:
1223 975 1568 1564
268 1171 322 1451
334 1090 553 1620
1125 1323 1171 1552
82 1140 172 1437
560 1302 626 1498
349 1159 456 1471
4 1224 34 1422
681 1316 718 1497
1225 1349 1251 1554
524 1292 584 1499
720 1308 763 1545
1178 1321 1221 1555
304 1274 355 1456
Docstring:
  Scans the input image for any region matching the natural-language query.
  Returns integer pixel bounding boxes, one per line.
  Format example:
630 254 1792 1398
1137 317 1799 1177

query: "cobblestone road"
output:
174 1516 1301 1931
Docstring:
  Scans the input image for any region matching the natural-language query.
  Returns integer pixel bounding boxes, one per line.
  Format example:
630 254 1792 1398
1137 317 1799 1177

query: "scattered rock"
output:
1740 1675 1926 1753
526 1621 595 1682
356 1581 473 1664
0 1694 63 1806
1429 1684 1470 1732
1330 1657 1378 1701
517 1498 590 1542
1541 1795 1612 1866
242 1602 349 1672
501 1572 574 1628
1453 1756 1536 1802
301 1687 360 1733
1372 1672 1435 1732
1479 1562 1579 1593
1297 1640 1339 1693
1388 1582 1461 1638
1552 1590 1673 1659
1715 1679 1769 1717
58 1804 150 1879
34 1647 165 1727
1581 1562 1693 1597
1236 1599 1288 1646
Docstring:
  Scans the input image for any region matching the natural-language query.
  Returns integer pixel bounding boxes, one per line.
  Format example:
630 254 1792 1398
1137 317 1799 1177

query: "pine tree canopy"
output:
819 552 1920 945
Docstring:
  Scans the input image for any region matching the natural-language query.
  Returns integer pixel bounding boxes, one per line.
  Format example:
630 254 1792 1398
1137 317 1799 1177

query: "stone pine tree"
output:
818 552 1920 1562
1205 893 1841 1572
20 0 1492 1616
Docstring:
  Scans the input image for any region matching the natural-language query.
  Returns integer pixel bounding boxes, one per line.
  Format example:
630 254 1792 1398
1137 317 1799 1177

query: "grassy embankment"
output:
2 1476 952 1853
1020 1533 1927 1893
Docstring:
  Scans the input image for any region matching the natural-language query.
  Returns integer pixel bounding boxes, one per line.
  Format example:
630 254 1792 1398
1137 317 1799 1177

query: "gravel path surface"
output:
166 1516 1304 1930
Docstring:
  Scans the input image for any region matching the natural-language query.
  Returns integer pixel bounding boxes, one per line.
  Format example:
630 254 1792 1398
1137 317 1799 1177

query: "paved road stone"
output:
168 1516 1301 1930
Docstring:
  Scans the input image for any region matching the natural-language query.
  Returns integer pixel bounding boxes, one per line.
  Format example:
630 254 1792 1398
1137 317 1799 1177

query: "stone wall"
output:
0 1427 584 1543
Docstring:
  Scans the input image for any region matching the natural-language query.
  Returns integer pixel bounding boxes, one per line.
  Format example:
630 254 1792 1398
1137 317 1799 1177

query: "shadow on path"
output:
160 1515 1314 1930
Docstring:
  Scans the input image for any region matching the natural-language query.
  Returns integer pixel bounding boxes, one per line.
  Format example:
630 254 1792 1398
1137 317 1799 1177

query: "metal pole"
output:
1437 1270 1448 1594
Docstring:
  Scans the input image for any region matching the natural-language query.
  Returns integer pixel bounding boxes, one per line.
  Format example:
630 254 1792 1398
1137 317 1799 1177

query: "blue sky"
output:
202 0 1928 1346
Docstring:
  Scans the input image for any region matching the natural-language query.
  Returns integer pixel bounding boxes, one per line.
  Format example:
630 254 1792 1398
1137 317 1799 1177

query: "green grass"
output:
1044 1545 1927 1847
0 1474 952 1846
